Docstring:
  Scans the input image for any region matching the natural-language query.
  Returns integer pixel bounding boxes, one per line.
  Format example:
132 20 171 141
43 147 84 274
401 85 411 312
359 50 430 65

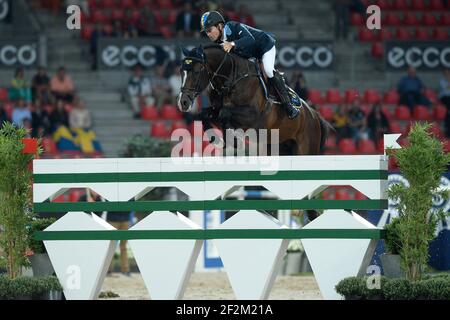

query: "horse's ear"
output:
197 46 206 62
181 47 190 58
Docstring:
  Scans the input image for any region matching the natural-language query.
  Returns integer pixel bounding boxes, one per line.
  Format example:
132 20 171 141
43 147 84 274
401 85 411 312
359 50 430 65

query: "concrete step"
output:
82 92 122 102
91 109 132 119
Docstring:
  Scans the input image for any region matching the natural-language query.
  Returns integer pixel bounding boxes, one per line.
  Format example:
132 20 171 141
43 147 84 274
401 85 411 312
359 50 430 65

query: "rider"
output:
200 11 299 119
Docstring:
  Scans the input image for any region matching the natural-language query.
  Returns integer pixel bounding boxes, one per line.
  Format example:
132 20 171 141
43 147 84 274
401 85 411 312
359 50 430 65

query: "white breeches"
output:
261 45 276 78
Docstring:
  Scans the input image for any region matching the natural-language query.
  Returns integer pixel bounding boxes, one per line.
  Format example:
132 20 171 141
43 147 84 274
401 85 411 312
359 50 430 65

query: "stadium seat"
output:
421 13 437 26
393 0 409 10
159 26 173 38
383 89 399 104
428 122 443 139
440 13 450 26
360 104 371 116
444 140 450 154
411 0 426 10
81 24 94 40
415 28 430 40
376 0 392 10
381 106 394 119
384 12 402 26
168 10 178 25
389 121 403 134
102 24 113 35
354 191 367 200
140 106 158 120
91 9 109 24
350 13 364 26
326 89 342 104
371 42 384 58
379 29 393 41
151 122 170 138
395 105 411 120
403 13 419 26
334 188 351 200
120 0 135 9
363 89 381 104
102 0 115 9
308 89 323 104
69 190 83 202
424 88 438 103
359 28 378 41
160 104 182 120
358 139 377 154
396 28 412 40
137 0 153 8
345 89 359 103
0 88 7 101
41 137 58 154
377 139 384 153
4 102 13 119
324 135 337 150
111 9 125 21
128 9 141 24
171 120 188 132
389 156 398 170
430 0 445 10
412 105 431 121
339 139 356 154
433 28 448 41
433 104 447 121
157 0 174 9
318 105 334 121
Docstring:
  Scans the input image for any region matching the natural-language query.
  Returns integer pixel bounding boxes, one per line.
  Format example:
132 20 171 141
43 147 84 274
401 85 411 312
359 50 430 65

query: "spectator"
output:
397 66 430 111
111 20 126 38
127 65 155 119
152 64 173 109
348 98 369 142
168 64 182 102
176 2 201 38
49 100 69 134
439 68 450 109
137 6 161 37
12 98 32 128
367 103 389 145
332 103 350 141
10 67 32 102
90 24 105 70
30 100 51 138
51 67 75 103
69 99 92 130
32 66 53 105
333 0 350 40
236 5 255 28
290 70 309 101
0 102 10 124
107 211 131 276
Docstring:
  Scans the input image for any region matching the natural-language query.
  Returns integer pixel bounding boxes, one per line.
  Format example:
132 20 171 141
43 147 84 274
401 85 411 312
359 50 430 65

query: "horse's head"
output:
177 46 210 112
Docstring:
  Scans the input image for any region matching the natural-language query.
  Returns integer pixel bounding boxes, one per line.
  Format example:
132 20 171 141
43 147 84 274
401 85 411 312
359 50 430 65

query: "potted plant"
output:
380 217 405 278
26 217 57 276
386 123 450 281
283 240 303 275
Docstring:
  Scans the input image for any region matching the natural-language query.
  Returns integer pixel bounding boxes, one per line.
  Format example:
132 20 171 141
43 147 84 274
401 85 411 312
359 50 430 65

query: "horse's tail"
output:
318 116 335 154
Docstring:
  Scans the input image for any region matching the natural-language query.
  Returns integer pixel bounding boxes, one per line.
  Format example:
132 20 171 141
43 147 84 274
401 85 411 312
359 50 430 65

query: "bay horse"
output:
177 44 333 155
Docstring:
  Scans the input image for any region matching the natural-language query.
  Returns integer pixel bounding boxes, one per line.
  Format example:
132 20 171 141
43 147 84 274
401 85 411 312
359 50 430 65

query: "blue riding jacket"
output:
217 21 276 60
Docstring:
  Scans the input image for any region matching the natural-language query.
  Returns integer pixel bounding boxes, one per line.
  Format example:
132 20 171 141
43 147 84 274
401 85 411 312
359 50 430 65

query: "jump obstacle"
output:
33 153 388 300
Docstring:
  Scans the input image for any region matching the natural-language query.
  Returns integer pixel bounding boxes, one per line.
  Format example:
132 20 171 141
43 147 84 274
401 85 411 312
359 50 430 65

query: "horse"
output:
177 44 333 156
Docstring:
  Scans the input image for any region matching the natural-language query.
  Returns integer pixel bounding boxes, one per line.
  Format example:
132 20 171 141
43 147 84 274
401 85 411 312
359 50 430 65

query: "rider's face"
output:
206 25 221 42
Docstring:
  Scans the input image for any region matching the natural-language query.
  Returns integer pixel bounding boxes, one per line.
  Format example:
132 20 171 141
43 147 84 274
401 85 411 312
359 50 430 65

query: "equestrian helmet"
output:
200 11 225 32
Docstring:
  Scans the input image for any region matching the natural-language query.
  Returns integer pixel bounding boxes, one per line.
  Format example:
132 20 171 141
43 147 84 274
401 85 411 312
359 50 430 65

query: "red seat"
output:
403 13 419 26
389 156 398 170
318 105 334 121
160 104 182 120
396 28 412 40
102 24 113 35
159 26 173 38
422 13 437 26
324 135 337 150
120 0 135 9
345 89 359 103
91 9 108 24
88 0 98 10
339 139 356 154
151 122 170 138
377 138 384 153
428 122 443 139
376 0 392 10
379 29 393 41
393 0 409 10
384 12 402 26
411 0 426 10
371 42 384 58
326 89 342 104
430 0 445 10
433 28 448 41
157 0 174 9
433 104 447 121
363 89 381 104
4 102 13 119
140 106 158 120
351 13 364 26
354 191 367 200
381 106 394 120
395 105 411 120
81 24 94 40
111 9 125 21
69 190 83 202
171 120 188 132
168 10 178 25
359 28 378 42
444 140 450 153
389 121 403 134
308 89 323 104
358 139 377 154
0 88 7 101
128 9 141 24
102 0 115 9
137 0 154 8
335 188 351 200
440 13 450 26
415 28 430 40
424 88 438 103
383 89 399 104
412 105 431 120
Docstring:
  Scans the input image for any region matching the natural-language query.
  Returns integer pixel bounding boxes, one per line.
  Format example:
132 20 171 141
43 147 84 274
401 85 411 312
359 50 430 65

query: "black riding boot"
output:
268 74 300 119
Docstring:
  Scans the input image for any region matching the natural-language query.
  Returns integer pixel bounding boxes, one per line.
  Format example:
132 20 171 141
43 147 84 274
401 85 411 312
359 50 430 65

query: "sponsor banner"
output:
0 38 39 68
0 0 11 23
386 41 450 70
98 39 334 70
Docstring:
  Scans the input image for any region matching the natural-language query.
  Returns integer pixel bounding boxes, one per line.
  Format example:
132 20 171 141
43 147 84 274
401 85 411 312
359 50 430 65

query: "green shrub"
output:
384 217 402 255
0 275 62 300
26 218 57 254
335 277 366 299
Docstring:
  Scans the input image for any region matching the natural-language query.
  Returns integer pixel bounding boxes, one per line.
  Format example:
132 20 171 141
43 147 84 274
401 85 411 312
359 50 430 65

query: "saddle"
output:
250 59 303 109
